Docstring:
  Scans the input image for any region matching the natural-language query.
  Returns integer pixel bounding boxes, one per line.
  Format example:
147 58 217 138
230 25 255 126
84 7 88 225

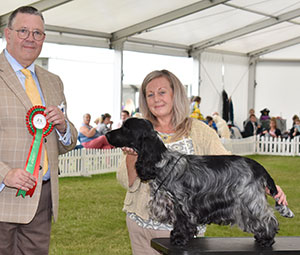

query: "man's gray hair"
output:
8 6 44 28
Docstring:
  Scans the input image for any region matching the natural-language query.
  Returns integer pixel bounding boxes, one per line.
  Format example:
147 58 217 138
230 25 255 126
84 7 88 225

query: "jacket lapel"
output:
0 51 32 110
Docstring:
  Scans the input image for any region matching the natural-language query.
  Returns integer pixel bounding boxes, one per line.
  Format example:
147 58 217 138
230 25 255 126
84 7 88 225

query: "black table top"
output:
151 236 300 255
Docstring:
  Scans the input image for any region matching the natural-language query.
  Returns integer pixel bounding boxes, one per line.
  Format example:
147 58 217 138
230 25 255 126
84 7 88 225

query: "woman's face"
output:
145 77 174 120
83 114 91 125
270 120 276 128
104 117 111 124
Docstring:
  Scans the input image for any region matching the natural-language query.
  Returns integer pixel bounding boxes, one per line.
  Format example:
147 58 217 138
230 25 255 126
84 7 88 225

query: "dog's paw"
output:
170 230 189 246
255 236 275 247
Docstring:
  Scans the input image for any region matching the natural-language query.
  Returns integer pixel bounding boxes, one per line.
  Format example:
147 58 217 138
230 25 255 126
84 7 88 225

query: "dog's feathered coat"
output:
106 118 294 247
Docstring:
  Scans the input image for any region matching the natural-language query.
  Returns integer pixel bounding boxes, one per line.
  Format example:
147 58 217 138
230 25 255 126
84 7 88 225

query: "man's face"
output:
250 115 256 122
5 13 45 67
121 112 129 121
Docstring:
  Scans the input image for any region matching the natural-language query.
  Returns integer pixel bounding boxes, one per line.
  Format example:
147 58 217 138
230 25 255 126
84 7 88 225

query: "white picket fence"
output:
58 148 123 177
222 135 300 156
58 136 299 177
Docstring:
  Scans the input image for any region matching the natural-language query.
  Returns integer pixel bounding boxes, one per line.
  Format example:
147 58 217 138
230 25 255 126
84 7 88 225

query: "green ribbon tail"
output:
17 129 43 198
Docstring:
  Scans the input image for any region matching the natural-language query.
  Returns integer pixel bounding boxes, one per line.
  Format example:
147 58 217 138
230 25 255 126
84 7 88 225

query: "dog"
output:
106 118 294 247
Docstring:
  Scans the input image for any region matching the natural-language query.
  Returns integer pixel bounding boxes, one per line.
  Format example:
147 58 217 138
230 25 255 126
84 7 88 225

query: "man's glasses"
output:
10 28 46 41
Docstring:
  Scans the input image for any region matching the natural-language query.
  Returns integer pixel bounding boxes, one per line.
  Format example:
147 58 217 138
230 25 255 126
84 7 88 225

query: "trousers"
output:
0 181 52 255
126 215 170 255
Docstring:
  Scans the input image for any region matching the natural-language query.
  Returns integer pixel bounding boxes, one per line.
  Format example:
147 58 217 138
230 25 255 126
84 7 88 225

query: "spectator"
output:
117 110 130 128
243 108 261 129
190 96 204 120
228 121 243 139
260 108 271 121
259 108 271 130
291 114 299 126
78 113 113 149
96 113 113 135
242 114 262 138
290 118 300 139
205 115 217 132
261 117 281 138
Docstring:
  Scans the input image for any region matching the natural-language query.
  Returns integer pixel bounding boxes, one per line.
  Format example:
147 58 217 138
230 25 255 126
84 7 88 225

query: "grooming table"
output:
151 236 300 255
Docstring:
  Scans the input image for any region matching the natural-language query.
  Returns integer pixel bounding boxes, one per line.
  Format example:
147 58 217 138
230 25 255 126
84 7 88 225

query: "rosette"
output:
16 106 53 198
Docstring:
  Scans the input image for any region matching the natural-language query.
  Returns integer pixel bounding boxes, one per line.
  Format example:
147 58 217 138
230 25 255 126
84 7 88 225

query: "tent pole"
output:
247 57 257 112
112 40 124 125
192 52 201 97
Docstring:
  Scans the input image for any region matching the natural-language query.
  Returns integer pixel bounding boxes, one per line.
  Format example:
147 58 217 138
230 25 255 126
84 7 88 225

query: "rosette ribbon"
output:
16 106 53 198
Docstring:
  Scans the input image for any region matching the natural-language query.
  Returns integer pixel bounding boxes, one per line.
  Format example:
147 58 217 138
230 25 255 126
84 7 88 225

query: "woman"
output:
289 115 300 138
117 70 287 255
78 113 113 149
96 113 113 135
261 117 281 138
189 96 204 120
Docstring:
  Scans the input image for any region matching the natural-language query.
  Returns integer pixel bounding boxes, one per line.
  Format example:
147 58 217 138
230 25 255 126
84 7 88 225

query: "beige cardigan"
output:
116 118 230 220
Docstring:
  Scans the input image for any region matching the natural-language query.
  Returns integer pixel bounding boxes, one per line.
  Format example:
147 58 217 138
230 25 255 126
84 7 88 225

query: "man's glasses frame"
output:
10 28 46 41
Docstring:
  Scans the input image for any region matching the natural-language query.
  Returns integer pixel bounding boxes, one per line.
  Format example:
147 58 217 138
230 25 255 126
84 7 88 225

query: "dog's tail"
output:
274 199 294 218
265 173 295 218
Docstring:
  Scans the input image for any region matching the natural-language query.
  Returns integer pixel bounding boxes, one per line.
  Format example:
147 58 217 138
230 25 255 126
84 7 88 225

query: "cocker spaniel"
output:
106 118 294 247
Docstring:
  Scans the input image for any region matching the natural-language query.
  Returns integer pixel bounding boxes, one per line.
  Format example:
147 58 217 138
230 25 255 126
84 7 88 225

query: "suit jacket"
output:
243 121 261 138
0 51 77 224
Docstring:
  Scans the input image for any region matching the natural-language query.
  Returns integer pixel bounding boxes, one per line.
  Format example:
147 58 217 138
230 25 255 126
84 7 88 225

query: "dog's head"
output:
106 118 155 151
106 118 167 181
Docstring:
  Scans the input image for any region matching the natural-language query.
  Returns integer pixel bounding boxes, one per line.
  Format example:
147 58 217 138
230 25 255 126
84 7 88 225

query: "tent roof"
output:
1 0 300 59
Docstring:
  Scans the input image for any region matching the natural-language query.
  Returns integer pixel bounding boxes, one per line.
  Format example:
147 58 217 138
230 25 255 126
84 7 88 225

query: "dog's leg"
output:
253 216 278 247
238 191 278 247
170 205 197 246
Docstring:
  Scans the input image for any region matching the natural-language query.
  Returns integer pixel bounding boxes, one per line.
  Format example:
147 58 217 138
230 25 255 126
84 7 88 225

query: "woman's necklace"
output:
158 132 174 143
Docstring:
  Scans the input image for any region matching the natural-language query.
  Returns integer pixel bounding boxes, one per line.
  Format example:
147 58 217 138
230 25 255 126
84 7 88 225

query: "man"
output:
0 6 77 254
116 110 130 128
242 114 262 138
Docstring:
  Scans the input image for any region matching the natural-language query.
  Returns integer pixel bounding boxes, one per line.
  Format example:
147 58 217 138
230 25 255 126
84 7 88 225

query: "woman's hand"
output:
122 147 137 156
266 185 288 206
122 147 138 187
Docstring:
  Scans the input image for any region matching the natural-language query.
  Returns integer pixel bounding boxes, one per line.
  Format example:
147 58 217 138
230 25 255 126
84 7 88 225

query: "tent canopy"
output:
1 0 299 130
1 0 300 59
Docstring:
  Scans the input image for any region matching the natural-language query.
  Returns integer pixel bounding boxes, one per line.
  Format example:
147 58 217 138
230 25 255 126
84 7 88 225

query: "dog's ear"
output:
135 129 166 181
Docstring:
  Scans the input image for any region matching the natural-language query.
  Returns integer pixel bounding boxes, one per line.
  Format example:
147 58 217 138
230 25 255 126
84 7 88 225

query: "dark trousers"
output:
0 181 52 255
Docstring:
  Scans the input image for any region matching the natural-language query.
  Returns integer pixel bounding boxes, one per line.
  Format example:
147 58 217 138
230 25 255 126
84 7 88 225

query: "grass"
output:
49 155 300 254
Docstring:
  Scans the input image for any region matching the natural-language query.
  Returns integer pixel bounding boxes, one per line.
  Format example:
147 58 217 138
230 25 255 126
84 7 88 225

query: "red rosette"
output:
26 106 53 137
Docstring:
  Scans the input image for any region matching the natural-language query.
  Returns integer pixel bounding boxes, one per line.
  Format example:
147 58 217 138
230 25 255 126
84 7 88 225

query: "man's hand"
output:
45 106 66 134
3 168 36 191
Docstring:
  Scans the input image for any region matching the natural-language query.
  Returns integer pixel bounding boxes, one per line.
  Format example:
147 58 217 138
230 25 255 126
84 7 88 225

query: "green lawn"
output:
50 155 300 254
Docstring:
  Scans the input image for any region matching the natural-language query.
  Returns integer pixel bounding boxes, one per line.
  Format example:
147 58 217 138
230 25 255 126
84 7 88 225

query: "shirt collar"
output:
4 49 35 74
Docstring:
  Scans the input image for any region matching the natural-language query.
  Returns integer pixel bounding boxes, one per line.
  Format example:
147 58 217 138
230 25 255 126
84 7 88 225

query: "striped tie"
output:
21 69 48 176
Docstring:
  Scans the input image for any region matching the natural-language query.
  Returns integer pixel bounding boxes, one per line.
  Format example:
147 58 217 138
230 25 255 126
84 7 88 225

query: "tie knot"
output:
21 69 31 78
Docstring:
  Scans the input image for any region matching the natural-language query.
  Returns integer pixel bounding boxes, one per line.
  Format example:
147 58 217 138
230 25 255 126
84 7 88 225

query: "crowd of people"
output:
78 95 298 151
241 108 299 140
188 96 299 140
77 110 131 149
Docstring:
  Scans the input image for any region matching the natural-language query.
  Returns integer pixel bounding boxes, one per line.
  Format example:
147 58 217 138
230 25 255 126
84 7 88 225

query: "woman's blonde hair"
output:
139 69 192 141
270 117 277 128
